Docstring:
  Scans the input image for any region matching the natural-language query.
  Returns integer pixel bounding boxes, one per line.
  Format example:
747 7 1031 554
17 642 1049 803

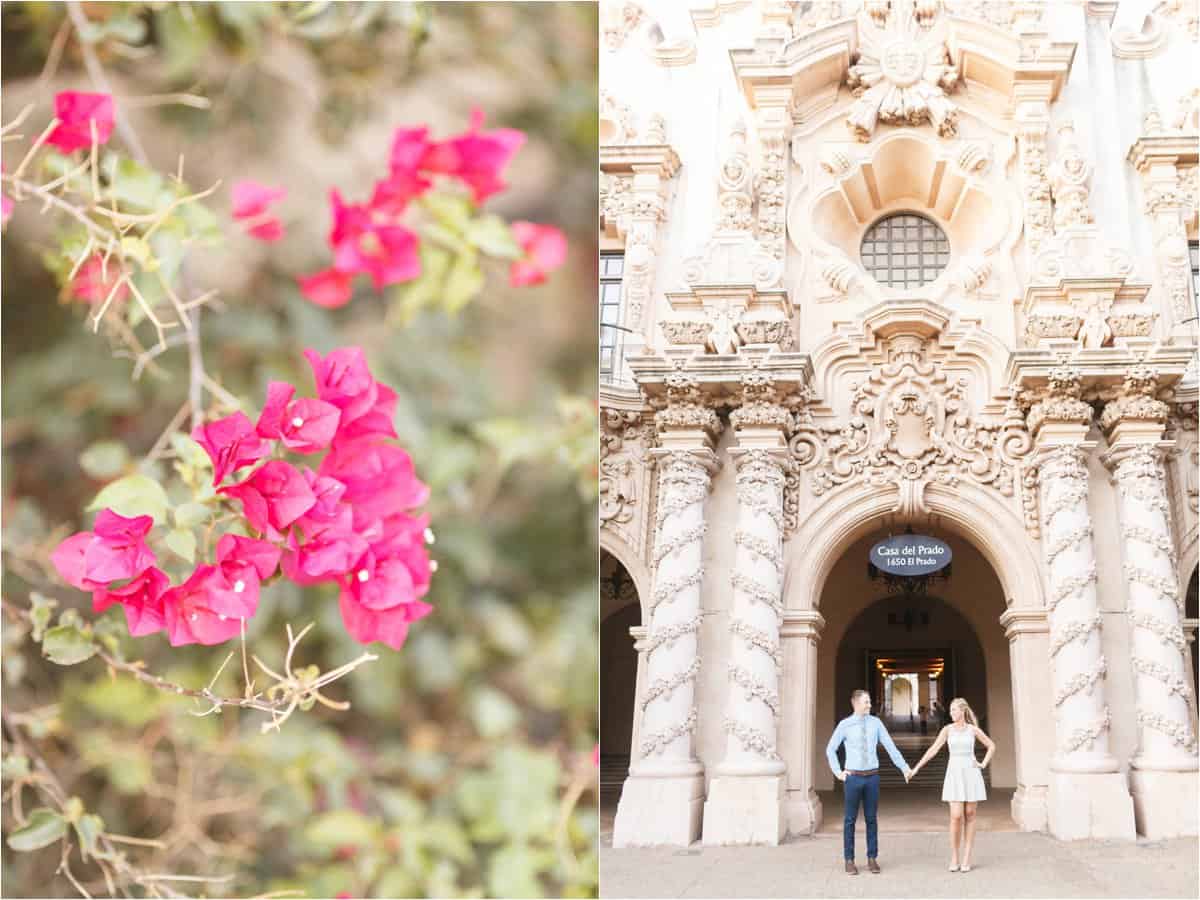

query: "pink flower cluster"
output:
298 108 565 307
52 348 434 650
46 91 115 154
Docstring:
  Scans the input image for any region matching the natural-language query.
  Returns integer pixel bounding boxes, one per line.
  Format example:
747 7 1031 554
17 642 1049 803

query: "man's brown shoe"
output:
867 858 881 874
845 860 858 875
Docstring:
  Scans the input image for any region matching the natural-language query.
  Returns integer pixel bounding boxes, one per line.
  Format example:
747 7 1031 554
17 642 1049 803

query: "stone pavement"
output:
600 831 1200 898
601 789 1199 898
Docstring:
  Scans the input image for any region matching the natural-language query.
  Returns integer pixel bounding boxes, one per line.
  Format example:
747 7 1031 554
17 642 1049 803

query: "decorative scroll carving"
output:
756 130 787 260
1049 121 1094 230
718 119 755 232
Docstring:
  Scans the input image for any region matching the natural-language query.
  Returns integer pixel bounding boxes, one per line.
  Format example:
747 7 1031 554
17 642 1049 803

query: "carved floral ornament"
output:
789 334 1033 518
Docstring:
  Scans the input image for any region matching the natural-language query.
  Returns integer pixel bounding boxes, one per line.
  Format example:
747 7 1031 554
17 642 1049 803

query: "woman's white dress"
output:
941 725 987 802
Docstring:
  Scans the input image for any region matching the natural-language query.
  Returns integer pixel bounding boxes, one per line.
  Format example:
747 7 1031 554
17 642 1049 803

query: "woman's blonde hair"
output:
949 697 977 726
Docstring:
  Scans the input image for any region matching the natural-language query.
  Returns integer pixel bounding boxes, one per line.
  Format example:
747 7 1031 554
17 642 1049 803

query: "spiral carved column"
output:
1101 396 1200 837
1038 445 1119 771
1025 364 1135 841
718 449 788 772
614 446 718 847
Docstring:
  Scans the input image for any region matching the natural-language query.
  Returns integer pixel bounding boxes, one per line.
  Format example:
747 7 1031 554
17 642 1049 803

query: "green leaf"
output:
87 473 170 524
469 686 521 738
394 244 452 324
102 156 168 214
29 593 57 643
487 842 546 898
466 215 522 259
164 528 196 563
79 441 130 481
42 624 97 666
119 236 155 270
421 192 474 230
7 808 67 852
303 809 380 850
174 502 210 528
1 755 30 781
443 251 484 314
73 814 105 860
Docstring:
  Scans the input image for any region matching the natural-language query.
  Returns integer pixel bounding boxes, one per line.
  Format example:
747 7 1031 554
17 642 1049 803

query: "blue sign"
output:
869 535 952 576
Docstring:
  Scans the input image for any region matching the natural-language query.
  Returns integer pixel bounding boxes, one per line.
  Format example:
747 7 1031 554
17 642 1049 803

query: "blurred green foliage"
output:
1 3 598 897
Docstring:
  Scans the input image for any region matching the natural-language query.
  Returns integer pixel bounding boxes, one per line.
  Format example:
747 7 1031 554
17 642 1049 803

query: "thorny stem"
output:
1 599 377 729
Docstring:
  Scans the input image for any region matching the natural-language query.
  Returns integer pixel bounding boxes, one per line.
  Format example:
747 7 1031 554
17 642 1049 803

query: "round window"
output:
860 213 950 289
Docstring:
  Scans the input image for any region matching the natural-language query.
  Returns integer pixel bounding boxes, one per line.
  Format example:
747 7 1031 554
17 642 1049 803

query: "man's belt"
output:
845 769 879 776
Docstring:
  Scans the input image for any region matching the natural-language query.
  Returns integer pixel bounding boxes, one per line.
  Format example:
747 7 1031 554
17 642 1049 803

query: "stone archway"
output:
600 549 644 831
777 478 1053 837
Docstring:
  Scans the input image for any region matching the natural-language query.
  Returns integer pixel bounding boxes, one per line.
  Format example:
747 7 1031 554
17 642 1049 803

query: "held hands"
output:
837 770 848 782
904 767 915 783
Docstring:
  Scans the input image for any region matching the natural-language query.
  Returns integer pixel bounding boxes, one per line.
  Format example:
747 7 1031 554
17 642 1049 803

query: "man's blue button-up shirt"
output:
825 713 911 776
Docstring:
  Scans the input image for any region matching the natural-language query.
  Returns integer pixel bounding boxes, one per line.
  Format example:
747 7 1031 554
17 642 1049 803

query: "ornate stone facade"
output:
602 0 1199 848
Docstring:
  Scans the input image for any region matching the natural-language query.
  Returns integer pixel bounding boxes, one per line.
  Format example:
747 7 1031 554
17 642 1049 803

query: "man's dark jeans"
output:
843 772 880 860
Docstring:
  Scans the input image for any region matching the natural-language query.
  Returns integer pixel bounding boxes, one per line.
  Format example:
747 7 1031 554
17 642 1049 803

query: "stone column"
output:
629 624 649 766
702 370 794 845
1100 367 1199 838
780 611 825 836
614 373 721 846
999 609 1053 832
1027 364 1136 840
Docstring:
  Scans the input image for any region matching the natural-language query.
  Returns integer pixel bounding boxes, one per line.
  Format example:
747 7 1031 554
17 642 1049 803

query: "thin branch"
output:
65 2 148 165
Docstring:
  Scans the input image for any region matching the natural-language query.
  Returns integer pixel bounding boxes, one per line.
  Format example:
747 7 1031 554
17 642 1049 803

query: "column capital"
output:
648 445 722 476
1099 439 1174 477
781 610 825 640
1000 607 1049 639
1097 363 1172 445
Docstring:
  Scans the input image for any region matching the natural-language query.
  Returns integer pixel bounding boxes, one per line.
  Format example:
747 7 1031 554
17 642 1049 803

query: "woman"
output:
909 697 995 872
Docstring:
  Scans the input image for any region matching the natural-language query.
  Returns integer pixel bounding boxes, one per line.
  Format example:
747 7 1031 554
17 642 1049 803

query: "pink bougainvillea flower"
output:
216 534 281 582
192 412 270 487
389 126 432 177
219 460 317 537
321 440 429 522
328 190 421 290
343 546 431 612
46 91 115 154
370 168 429 217
338 586 432 650
421 107 525 203
231 179 286 242
52 509 157 590
256 381 341 453
298 267 356 308
162 566 245 646
294 470 348 535
282 520 369 585
303 347 381 426
332 383 397 446
71 255 129 305
93 566 170 637
508 222 567 287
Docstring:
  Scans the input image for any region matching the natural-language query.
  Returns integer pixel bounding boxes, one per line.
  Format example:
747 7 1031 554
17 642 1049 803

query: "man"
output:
826 689 913 875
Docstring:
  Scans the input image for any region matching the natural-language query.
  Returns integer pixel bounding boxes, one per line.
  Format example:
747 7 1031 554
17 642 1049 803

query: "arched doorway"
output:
815 533 1017 833
778 478 1052 836
600 549 643 832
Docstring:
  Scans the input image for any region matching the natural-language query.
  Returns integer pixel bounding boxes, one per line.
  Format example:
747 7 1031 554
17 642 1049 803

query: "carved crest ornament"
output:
789 335 1034 518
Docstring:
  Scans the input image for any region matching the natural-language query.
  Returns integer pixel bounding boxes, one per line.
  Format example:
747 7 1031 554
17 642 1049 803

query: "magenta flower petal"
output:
509 222 567 286
46 91 115 154
299 268 356 308
70 255 128 304
220 461 316 533
216 534 281 581
163 566 244 646
338 587 432 650
231 180 286 220
304 347 380 425
93 567 169 637
51 532 97 590
193 412 271 486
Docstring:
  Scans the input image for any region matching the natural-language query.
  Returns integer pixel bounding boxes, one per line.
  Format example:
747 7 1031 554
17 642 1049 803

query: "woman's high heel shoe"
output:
960 864 972 873
948 863 960 872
